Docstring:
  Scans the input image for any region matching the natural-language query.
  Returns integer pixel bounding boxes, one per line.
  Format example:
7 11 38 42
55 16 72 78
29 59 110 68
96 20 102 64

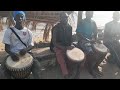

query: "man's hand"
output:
11 53 19 61
19 49 27 56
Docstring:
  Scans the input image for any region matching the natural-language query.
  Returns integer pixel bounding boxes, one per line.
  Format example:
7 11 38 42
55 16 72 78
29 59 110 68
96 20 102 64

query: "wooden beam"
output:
26 18 58 24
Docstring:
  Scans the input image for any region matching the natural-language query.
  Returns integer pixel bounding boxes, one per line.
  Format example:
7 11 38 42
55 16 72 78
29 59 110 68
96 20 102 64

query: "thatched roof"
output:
0 11 74 23
0 11 11 17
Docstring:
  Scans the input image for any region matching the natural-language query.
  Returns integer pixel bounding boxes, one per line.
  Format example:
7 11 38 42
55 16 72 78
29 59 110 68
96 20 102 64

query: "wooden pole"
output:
77 11 83 26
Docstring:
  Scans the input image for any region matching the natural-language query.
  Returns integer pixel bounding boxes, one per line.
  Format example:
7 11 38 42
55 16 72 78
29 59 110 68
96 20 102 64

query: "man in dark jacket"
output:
50 13 73 79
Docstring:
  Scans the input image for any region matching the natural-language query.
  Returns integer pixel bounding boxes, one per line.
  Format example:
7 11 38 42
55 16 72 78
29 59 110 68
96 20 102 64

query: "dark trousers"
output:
104 41 120 67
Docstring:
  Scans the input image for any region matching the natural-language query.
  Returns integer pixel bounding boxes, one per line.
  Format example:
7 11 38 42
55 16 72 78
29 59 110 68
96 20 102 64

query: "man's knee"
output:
0 63 11 79
32 59 41 70
31 59 42 79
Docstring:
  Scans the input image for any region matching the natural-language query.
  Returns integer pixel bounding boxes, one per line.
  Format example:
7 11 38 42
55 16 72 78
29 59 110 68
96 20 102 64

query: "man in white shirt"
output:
1 11 41 79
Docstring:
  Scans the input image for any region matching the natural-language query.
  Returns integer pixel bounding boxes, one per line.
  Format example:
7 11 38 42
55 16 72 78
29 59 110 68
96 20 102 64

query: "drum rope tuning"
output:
5 53 33 79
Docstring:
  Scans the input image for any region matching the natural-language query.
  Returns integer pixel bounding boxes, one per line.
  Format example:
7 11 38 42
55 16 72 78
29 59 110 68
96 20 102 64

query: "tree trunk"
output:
43 23 52 42
31 21 38 31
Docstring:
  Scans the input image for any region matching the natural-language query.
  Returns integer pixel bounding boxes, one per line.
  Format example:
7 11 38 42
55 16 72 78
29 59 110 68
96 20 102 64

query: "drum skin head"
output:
6 53 33 69
66 48 85 62
93 43 108 53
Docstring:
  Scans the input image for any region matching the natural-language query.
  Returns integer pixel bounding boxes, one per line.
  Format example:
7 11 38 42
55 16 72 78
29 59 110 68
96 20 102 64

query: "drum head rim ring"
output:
66 48 85 63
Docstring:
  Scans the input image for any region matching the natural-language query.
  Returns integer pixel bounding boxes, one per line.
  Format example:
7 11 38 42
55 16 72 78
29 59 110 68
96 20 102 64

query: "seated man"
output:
2 11 41 79
50 13 74 79
76 11 102 78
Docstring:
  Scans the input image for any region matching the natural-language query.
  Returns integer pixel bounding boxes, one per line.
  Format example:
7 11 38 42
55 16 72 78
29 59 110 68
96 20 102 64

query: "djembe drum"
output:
92 43 108 55
66 47 85 63
66 47 85 78
91 43 108 65
5 53 33 79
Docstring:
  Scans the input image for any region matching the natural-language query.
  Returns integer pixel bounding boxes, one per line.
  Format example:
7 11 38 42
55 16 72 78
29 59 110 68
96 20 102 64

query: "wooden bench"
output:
32 47 56 68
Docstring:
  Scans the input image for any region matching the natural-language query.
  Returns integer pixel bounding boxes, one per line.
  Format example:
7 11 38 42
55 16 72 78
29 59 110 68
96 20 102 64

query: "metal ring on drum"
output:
92 43 108 55
5 53 33 79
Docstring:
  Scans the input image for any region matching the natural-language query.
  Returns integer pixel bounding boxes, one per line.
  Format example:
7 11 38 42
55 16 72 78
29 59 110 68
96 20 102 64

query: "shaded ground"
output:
1 59 120 79
32 48 120 79
39 60 120 79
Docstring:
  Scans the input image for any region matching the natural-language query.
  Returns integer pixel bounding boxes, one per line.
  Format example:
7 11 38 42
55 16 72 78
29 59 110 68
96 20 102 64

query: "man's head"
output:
13 11 26 25
113 11 120 22
60 12 69 25
85 11 94 20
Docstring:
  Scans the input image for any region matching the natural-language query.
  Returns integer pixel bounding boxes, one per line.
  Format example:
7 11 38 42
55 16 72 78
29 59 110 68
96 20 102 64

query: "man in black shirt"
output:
50 13 73 79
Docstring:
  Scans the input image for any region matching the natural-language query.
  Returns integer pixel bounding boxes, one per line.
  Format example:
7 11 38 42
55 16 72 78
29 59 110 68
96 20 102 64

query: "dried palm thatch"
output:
0 11 74 27
0 11 73 21
0 11 75 42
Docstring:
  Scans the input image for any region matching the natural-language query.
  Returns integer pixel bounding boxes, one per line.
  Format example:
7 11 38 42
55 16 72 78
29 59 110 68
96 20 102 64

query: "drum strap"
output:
10 28 37 60
10 27 27 48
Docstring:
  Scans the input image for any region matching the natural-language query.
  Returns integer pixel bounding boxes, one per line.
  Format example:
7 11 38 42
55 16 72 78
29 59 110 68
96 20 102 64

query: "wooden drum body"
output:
5 53 33 79
92 43 108 62
66 47 85 78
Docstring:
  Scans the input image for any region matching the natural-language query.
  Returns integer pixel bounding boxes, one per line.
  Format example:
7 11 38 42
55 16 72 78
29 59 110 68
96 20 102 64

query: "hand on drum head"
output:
19 49 27 56
96 40 102 44
11 53 19 61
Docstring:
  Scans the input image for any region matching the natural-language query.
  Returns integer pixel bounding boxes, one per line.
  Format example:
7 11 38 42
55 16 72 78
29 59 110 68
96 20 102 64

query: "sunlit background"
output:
89 11 118 28
0 11 120 51
70 11 120 31
1 11 120 31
